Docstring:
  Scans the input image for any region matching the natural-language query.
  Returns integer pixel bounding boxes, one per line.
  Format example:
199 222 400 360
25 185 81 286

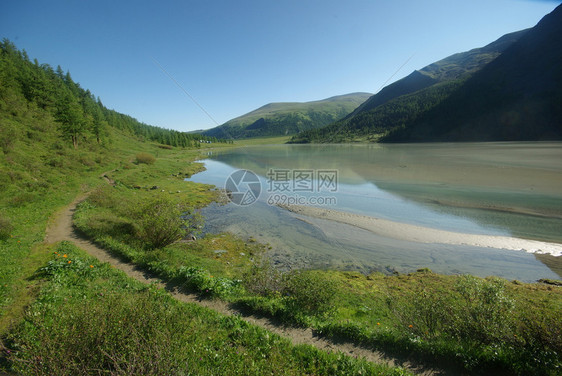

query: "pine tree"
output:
55 90 84 148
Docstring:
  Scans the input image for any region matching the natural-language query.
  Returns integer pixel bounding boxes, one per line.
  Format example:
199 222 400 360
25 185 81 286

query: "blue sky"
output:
1 0 560 132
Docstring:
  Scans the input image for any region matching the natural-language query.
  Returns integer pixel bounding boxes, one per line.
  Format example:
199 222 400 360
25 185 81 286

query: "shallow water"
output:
189 142 562 281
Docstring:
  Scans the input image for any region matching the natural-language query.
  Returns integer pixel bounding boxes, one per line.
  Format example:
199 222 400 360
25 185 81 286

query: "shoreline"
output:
279 205 562 257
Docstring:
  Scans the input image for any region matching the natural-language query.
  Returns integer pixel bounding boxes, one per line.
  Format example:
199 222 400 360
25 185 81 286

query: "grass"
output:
1 112 560 374
234 135 292 145
0 44 409 375
0 128 411 374
2 242 409 376
70 162 562 375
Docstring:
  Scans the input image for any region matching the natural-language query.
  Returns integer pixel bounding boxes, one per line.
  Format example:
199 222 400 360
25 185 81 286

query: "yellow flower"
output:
90 265 94 268
408 324 413 328
63 254 68 258
68 261 72 264
377 322 380 326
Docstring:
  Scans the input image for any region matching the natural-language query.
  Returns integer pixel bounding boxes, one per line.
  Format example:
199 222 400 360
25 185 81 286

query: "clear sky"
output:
1 0 560 132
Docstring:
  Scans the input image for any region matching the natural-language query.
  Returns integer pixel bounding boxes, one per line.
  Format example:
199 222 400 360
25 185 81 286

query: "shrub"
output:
134 196 199 249
453 275 515 342
389 275 515 344
135 152 156 165
9 192 36 207
178 266 242 298
0 213 14 241
283 270 337 315
243 259 285 297
390 286 451 338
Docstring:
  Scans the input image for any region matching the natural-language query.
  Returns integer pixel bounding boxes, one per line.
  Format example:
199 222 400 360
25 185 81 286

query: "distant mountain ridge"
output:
382 4 562 142
290 28 530 143
291 5 562 143
350 29 528 118
202 92 372 139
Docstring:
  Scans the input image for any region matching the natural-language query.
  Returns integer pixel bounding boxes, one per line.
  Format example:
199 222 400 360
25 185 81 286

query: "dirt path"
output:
43 176 445 375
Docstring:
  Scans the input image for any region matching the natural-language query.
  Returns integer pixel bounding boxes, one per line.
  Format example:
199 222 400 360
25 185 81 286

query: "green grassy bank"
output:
68 148 561 375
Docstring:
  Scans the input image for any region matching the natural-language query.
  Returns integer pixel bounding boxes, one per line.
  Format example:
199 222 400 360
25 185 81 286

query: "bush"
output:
135 152 156 165
178 266 242 298
0 213 14 241
283 270 337 315
243 259 285 297
389 275 515 343
134 195 199 249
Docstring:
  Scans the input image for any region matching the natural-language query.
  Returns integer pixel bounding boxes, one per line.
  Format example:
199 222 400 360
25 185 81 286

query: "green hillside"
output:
203 92 372 139
289 30 528 143
382 4 562 142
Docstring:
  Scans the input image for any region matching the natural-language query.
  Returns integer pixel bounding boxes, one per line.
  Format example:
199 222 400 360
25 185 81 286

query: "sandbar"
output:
280 205 562 257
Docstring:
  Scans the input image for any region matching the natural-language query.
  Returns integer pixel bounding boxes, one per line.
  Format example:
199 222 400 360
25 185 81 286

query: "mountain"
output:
382 4 562 142
202 93 372 139
289 29 529 143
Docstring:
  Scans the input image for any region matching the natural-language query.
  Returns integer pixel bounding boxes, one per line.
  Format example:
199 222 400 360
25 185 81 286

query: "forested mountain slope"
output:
289 29 528 143
203 92 371 139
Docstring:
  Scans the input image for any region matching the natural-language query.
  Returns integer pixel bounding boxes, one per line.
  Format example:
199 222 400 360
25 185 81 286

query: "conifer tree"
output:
55 90 84 148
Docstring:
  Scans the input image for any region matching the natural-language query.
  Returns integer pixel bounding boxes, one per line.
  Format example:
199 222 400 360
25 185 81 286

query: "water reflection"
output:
190 143 562 281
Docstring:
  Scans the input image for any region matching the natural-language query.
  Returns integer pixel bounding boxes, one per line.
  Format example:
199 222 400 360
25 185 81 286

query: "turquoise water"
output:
189 143 562 281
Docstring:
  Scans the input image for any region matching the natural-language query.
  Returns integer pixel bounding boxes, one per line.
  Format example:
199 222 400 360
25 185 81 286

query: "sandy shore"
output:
280 205 562 257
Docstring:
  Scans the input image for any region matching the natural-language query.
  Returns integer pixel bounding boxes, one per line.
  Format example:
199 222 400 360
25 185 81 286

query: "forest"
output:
0 39 227 150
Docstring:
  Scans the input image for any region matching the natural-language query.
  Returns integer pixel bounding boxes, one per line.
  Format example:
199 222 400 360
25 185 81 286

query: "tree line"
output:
0 39 228 149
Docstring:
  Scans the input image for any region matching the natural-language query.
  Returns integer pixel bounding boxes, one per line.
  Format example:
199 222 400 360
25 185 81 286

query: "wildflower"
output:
408 324 413 328
377 322 380 326
68 261 72 264
90 265 94 268
63 254 68 258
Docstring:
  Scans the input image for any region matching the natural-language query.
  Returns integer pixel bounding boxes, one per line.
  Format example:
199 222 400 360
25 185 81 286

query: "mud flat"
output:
281 205 562 257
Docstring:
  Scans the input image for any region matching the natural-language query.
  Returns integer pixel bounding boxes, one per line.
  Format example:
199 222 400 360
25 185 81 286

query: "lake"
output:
189 142 562 282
